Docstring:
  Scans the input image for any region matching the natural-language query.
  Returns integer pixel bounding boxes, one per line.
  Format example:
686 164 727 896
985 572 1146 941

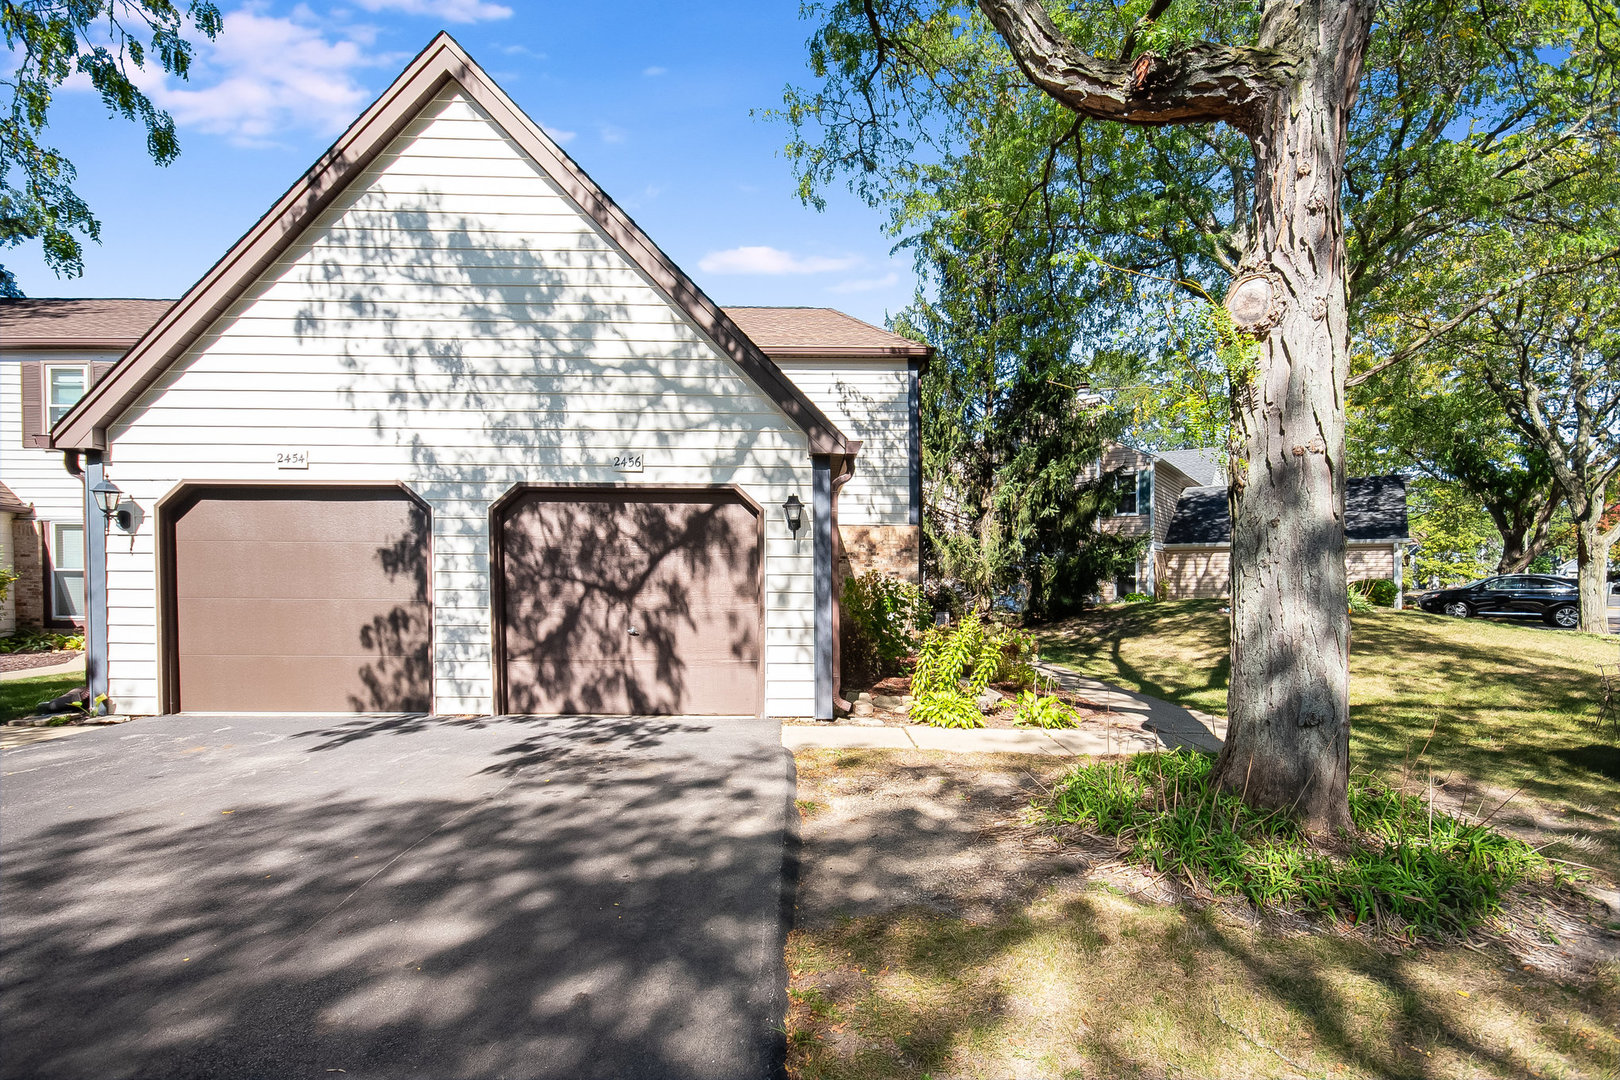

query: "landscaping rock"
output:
871 694 907 709
35 687 90 715
851 701 875 717
974 689 1001 711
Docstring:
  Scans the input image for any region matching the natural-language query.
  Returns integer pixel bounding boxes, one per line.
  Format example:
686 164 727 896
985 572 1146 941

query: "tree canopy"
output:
1 0 222 296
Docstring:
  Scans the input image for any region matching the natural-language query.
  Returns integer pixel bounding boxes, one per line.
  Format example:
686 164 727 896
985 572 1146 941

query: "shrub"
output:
0 630 84 655
1347 586 1375 612
1044 751 1552 938
0 566 16 604
1120 591 1154 604
910 612 1003 729
840 572 927 686
1351 578 1398 607
1012 690 1076 729
994 626 1040 689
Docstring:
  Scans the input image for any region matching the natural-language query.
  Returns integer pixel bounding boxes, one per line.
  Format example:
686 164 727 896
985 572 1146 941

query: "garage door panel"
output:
500 490 762 715
177 598 430 657
173 542 428 600
179 654 431 712
169 489 432 713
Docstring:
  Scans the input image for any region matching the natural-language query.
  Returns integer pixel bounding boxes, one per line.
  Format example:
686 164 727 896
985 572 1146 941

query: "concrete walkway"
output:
0 654 85 681
783 663 1225 756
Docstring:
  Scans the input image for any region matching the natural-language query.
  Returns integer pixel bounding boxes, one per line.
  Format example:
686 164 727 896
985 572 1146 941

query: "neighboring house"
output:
1088 444 1227 599
1161 475 1412 606
1 299 174 633
0 481 33 636
39 35 927 721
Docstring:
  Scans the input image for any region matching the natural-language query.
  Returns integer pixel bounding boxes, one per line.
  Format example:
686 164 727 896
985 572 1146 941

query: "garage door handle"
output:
627 626 640 636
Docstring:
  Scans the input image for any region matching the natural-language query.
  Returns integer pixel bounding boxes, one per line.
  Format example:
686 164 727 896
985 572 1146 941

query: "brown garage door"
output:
166 488 432 712
498 488 762 715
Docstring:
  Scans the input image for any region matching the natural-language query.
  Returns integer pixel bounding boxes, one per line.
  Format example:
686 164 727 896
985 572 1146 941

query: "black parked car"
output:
1417 575 1581 628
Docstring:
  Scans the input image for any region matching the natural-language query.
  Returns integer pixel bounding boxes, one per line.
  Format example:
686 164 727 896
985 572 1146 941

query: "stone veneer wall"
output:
839 524 921 583
10 517 45 629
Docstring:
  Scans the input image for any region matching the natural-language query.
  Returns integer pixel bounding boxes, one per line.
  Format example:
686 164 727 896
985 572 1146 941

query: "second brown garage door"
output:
164 487 432 713
497 488 762 715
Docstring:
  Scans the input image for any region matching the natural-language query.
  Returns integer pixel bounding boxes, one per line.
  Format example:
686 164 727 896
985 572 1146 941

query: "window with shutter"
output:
19 362 47 447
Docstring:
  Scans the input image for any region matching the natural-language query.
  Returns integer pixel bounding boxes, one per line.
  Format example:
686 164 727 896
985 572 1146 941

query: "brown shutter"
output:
90 361 115 386
19 361 48 448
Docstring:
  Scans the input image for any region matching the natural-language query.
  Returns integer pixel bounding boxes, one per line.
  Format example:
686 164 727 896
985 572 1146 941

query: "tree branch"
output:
976 0 1294 134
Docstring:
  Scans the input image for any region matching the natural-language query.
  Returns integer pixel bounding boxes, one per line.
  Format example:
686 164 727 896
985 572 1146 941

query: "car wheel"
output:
1442 601 1470 618
1548 604 1579 628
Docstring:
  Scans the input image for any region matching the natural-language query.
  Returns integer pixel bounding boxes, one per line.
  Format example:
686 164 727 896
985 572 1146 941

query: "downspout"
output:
812 456 834 720
79 451 110 711
829 446 859 715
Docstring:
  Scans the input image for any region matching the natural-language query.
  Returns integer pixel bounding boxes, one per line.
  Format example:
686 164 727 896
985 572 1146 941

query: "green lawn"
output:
1039 600 1620 878
0 672 86 724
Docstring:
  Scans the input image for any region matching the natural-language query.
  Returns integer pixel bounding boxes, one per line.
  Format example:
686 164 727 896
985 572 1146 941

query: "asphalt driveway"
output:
0 713 795 1080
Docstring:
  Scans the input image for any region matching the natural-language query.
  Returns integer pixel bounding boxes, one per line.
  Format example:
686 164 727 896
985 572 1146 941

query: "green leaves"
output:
1 0 222 293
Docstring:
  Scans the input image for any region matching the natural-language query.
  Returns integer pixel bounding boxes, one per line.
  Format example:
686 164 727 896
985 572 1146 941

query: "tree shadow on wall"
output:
500 490 761 715
348 501 433 713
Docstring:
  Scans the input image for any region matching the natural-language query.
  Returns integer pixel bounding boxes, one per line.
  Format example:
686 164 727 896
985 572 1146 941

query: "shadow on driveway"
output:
1 713 794 1080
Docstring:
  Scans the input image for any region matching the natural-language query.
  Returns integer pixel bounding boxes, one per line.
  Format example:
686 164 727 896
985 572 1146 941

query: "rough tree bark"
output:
1489 483 1561 574
980 0 1376 830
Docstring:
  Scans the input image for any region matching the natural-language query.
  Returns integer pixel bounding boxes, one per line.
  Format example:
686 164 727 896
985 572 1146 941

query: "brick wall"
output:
11 517 45 629
839 524 921 583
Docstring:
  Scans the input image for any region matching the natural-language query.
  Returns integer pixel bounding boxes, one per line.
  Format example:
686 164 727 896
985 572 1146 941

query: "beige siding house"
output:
1086 444 1225 598
41 36 926 720
1 301 172 633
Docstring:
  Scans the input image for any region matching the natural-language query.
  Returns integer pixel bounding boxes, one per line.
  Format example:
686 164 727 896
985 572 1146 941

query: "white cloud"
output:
827 271 900 294
501 44 547 59
599 124 627 144
352 0 512 22
133 8 396 146
541 124 577 145
642 66 667 77
698 246 862 275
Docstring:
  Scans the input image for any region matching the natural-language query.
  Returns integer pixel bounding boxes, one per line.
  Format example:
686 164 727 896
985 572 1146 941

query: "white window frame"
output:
45 362 91 428
49 521 86 623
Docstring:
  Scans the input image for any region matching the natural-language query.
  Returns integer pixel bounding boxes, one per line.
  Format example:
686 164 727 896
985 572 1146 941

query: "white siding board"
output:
102 90 818 717
776 358 912 527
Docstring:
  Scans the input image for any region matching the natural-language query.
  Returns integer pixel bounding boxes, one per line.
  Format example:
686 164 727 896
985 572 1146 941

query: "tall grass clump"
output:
1044 750 1553 938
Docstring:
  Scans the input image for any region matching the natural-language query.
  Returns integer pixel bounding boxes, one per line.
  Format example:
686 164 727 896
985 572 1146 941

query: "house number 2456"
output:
613 453 644 472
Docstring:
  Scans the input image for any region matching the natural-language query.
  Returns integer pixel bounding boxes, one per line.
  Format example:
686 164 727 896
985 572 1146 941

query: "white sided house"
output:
48 35 927 720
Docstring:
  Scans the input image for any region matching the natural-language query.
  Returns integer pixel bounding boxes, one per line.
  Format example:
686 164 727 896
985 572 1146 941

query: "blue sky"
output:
5 1 917 326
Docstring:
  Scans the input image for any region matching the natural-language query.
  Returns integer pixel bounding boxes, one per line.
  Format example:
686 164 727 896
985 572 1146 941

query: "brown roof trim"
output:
53 33 851 456
1 338 142 352
760 345 931 359
0 481 32 516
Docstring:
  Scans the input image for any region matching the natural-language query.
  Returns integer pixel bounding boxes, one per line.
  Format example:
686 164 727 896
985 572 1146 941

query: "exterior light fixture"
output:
783 493 805 538
90 477 134 531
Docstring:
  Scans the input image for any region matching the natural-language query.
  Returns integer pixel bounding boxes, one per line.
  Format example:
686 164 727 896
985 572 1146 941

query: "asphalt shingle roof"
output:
1156 448 1225 487
723 307 930 356
0 298 172 346
1164 475 1409 545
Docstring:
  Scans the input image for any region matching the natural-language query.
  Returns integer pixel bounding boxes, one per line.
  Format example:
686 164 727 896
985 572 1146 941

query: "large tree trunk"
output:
1575 512 1615 635
1211 0 1374 833
1489 483 1559 574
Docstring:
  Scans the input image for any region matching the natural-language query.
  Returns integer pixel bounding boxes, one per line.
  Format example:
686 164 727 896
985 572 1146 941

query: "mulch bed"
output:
0 650 82 674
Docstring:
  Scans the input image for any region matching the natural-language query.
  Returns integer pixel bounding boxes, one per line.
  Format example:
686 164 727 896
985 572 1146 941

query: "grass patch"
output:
1038 601 1620 877
0 672 86 724
1045 750 1556 938
787 890 1620 1080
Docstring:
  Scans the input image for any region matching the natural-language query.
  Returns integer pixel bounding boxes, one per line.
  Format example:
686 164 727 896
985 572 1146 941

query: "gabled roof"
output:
724 307 931 358
0 481 31 515
1165 475 1410 545
1156 448 1224 488
0 299 174 350
51 34 852 455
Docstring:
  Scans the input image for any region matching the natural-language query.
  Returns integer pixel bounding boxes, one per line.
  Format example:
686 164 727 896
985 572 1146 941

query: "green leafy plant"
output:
1120 591 1154 604
1012 690 1076 729
0 630 84 654
1045 751 1553 938
1347 586 1375 612
994 626 1040 689
0 566 17 603
1354 579 1398 607
910 612 1004 729
841 571 927 685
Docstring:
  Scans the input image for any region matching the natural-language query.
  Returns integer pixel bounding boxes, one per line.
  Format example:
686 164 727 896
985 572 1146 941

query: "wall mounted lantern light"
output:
91 477 133 532
783 493 805 539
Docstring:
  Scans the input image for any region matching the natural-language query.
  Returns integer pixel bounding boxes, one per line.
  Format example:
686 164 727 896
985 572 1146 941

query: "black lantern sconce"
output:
783 493 805 540
91 477 134 532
